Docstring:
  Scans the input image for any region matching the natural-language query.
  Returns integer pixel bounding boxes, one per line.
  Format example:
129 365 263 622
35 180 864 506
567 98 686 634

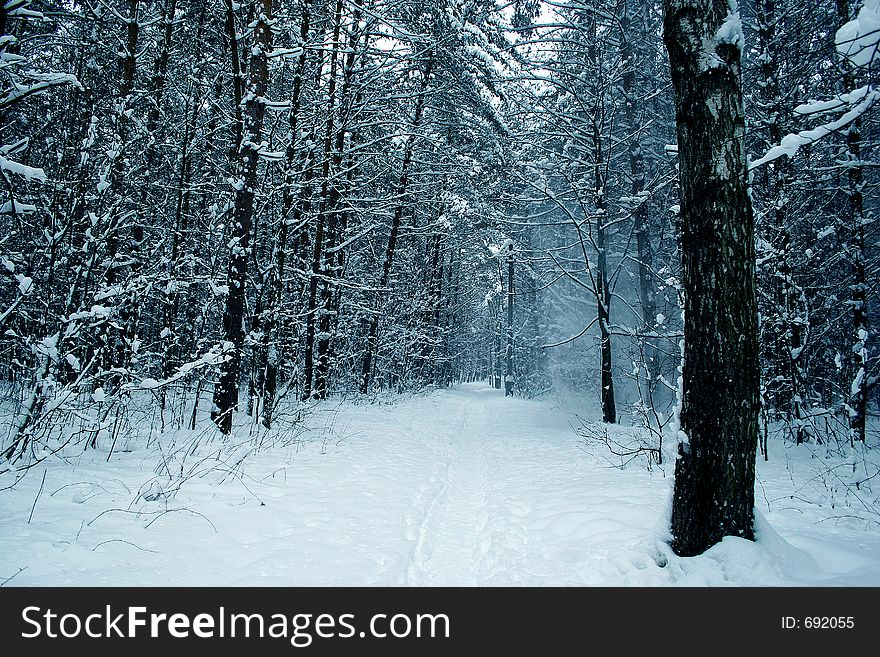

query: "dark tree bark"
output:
212 0 272 434
416 226 444 385
303 0 343 400
256 2 313 427
595 139 615 424
148 0 185 415
838 0 868 443
359 56 434 393
314 2 363 400
663 0 760 556
848 124 868 444
493 298 503 389
504 243 515 396
584 11 616 424
100 0 140 386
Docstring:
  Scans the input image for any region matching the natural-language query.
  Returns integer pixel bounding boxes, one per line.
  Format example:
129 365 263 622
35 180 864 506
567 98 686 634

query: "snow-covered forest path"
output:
2 383 880 586
398 385 655 585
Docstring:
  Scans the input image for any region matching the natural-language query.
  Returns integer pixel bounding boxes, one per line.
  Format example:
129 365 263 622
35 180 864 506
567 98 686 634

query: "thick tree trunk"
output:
212 0 272 433
664 0 760 556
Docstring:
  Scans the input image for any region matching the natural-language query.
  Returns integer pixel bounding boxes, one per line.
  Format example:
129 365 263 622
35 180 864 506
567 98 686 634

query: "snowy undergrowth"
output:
1 383 879 586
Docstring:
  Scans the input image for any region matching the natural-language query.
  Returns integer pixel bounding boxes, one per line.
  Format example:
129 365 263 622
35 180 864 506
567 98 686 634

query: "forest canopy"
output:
0 0 876 470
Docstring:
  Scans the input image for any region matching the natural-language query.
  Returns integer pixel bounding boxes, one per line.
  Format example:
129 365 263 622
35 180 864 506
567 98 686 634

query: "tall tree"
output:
619 0 659 401
663 0 761 556
302 0 344 401
212 0 273 433
360 55 434 393
837 0 868 443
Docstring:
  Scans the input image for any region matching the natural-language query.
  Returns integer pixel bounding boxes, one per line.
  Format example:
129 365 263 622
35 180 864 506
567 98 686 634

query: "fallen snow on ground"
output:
1 383 878 586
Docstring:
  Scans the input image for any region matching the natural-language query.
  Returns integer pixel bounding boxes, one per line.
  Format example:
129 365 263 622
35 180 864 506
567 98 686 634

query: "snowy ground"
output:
1 383 879 586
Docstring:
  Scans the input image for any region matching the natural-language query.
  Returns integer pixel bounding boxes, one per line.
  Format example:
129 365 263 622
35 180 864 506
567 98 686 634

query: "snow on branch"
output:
0 153 47 182
752 0 880 170
792 86 874 117
0 73 82 110
242 140 285 161
750 86 880 170
836 0 880 68
4 0 44 21
0 199 37 214
266 47 304 60
125 342 234 392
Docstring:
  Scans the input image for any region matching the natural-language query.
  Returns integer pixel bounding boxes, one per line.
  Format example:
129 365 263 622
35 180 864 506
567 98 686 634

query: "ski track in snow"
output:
404 392 490 586
1 383 880 586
